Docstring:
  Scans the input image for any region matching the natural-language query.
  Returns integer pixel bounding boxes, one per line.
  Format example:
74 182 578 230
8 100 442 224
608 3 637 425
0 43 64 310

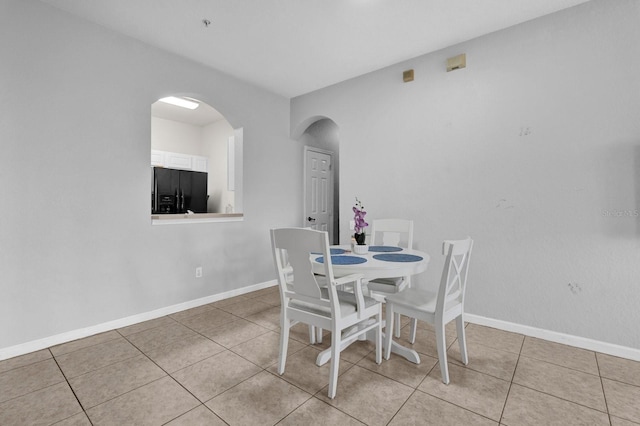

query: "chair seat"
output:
367 277 406 293
384 288 438 313
289 288 378 318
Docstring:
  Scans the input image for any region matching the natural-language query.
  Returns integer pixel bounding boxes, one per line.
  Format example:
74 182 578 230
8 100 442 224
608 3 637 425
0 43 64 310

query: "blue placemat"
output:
369 245 403 253
373 253 423 263
315 255 367 265
311 248 346 255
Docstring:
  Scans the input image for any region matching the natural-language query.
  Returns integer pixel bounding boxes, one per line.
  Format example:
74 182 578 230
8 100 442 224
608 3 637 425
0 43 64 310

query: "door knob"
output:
307 217 316 222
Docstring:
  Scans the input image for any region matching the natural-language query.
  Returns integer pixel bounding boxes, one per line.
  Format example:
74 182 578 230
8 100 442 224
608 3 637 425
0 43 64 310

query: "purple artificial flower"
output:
353 197 369 236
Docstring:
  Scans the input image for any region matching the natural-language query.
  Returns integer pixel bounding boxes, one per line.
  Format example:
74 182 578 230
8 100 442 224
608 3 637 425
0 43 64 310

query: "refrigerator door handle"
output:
153 173 158 214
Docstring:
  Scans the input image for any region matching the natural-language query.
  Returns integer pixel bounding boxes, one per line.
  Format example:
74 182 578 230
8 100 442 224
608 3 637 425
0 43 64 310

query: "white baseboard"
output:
465 313 640 362
0 280 278 361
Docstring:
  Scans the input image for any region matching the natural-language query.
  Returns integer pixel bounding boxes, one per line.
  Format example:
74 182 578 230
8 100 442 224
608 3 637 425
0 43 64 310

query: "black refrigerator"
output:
152 167 208 214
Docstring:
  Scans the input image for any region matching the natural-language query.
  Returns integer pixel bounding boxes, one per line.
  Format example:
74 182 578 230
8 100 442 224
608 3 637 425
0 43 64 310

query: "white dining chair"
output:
383 237 473 384
367 218 415 337
271 227 382 399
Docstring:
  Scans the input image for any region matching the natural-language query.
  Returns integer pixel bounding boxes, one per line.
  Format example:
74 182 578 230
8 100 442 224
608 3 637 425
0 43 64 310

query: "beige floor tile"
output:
389 390 498 425
200 318 270 348
317 365 414 426
54 411 93 425
169 303 218 322
464 324 524 354
0 358 65 403
86 377 199 425
279 397 365 426
0 349 51 374
124 322 198 353
144 333 225 373
56 337 141 378
408 318 461 340
603 378 640 423
173 307 237 334
267 346 354 395
418 362 510 421
231 330 306 368
521 336 598 374
610 416 640 426
597 352 640 387
217 298 274 318
116 316 177 337
501 384 609 425
244 305 281 331
0 382 83 426
50 331 121 357
251 291 282 306
357 350 437 388
448 339 519 381
513 356 606 411
68 354 166 409
211 294 251 308
165 404 227 425
207 371 311 425
172 350 262 402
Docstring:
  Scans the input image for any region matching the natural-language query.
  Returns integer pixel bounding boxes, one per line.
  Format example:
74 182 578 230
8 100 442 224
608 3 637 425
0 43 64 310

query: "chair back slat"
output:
437 237 473 314
271 228 339 314
369 219 414 249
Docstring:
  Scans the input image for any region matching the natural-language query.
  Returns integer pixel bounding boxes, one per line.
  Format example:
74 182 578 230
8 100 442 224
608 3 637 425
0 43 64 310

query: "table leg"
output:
315 321 421 366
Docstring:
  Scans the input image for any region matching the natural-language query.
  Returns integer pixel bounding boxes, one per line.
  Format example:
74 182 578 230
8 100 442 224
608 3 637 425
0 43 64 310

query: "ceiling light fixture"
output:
159 96 199 110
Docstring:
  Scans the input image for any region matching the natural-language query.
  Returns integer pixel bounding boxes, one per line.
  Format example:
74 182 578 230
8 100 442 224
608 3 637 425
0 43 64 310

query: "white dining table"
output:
310 245 430 365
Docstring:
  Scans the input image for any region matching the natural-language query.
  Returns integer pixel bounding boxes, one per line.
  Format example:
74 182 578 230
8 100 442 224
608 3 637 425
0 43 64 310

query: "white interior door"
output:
304 147 333 238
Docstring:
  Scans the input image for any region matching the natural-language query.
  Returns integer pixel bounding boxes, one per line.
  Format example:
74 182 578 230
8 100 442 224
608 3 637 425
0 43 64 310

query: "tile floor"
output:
2 285 640 425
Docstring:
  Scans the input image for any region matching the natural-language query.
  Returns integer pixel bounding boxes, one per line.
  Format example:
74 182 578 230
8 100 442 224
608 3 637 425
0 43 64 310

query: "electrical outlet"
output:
195 267 203 278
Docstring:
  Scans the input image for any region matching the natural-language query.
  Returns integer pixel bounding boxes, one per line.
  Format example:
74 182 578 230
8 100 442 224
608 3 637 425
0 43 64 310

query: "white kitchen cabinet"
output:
193 156 208 172
151 150 208 172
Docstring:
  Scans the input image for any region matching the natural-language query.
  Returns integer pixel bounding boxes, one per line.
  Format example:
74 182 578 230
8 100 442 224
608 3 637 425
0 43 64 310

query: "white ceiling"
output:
41 0 590 99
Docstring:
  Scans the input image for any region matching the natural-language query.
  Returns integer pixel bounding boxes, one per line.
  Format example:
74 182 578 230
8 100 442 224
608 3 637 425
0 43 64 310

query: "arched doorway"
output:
297 118 341 244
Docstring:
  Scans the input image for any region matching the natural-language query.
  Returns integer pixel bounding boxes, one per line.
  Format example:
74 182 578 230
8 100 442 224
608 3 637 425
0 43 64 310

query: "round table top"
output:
311 245 430 280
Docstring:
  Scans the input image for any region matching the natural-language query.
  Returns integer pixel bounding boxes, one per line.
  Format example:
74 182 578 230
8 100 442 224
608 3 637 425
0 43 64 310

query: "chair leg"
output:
456 316 468 365
394 312 401 338
278 315 290 375
375 307 382 364
435 320 449 384
316 327 323 344
384 303 394 360
309 325 316 344
409 318 418 344
328 328 341 399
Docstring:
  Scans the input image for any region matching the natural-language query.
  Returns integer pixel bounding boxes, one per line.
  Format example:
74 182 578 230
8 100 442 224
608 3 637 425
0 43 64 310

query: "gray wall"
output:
0 0 302 350
291 0 640 349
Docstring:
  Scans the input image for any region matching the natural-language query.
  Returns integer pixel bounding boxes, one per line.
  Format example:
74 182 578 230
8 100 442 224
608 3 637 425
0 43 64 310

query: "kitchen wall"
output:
151 117 205 156
291 0 640 350
0 0 301 354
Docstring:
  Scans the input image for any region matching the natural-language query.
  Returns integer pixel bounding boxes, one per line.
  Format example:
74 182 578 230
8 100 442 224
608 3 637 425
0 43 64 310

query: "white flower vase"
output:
353 244 369 255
